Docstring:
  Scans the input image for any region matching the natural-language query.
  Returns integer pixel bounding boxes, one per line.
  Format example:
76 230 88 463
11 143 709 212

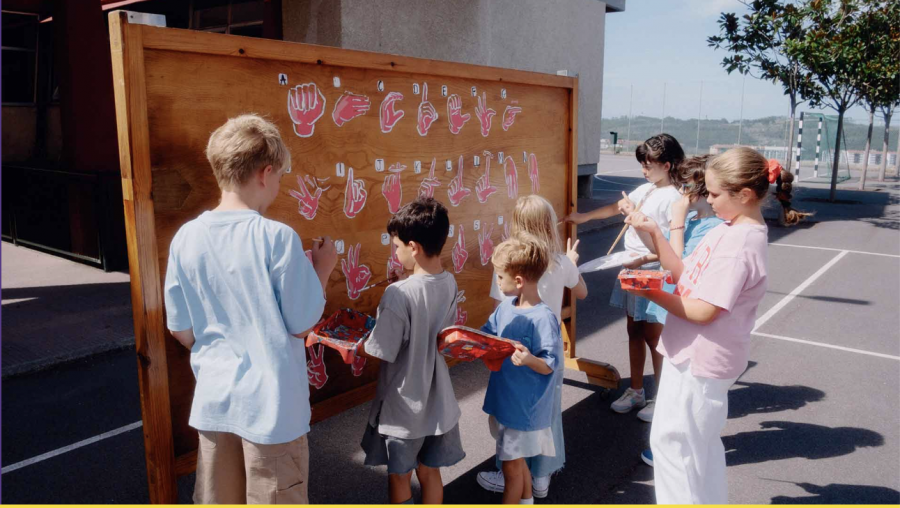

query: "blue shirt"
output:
648 212 725 324
481 298 562 431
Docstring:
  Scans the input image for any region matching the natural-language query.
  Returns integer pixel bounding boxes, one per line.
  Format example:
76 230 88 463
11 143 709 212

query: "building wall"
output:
1 107 37 163
283 0 611 169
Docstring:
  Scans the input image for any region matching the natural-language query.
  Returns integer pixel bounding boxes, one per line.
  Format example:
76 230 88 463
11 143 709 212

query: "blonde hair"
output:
491 231 549 282
510 196 562 268
206 114 291 190
707 147 769 199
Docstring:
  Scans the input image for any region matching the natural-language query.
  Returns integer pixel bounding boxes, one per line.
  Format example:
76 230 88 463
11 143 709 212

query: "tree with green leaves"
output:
874 2 900 182
709 0 822 170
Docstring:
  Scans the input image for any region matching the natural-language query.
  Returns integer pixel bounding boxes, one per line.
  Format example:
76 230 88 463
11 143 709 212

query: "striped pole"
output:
795 112 804 177
814 117 823 178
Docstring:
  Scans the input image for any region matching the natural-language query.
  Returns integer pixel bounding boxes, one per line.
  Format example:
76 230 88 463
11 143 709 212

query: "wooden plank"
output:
108 11 178 504
564 79 580 358
564 357 620 389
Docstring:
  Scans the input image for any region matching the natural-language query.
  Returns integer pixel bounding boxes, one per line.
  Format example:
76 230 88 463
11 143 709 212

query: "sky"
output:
601 0 875 123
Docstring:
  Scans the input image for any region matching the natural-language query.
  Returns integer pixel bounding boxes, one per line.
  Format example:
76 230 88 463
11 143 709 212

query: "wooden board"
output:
108 12 594 503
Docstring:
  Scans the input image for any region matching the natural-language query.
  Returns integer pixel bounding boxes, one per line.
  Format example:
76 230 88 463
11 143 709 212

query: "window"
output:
190 0 265 37
2 11 39 104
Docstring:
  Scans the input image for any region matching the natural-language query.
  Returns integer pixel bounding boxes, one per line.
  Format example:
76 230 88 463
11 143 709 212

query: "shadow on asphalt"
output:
769 481 900 504
727 381 826 420
723 421 884 467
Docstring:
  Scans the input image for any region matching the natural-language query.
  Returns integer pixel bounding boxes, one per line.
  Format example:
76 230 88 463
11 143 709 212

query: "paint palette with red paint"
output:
617 269 674 291
438 325 519 371
305 308 376 364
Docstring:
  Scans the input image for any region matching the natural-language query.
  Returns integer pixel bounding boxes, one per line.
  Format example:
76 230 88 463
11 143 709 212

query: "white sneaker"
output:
637 400 655 422
531 475 550 498
477 470 551 498
610 387 647 413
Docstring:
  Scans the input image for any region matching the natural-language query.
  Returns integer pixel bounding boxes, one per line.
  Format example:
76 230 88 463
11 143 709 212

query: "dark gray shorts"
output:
360 423 466 475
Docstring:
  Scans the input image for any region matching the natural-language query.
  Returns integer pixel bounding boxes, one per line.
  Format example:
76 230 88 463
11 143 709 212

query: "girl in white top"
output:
565 134 683 420
478 195 587 497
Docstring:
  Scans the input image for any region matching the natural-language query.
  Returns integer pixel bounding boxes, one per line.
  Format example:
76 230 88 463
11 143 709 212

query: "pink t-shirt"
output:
657 222 768 379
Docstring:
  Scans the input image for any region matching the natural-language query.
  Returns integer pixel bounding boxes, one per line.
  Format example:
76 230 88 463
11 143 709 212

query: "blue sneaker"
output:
641 449 653 467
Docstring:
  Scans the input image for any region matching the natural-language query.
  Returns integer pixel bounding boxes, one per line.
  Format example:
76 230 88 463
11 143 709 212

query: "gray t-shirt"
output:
364 271 461 439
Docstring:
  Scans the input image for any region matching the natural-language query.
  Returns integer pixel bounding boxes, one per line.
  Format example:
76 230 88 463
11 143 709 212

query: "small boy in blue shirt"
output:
481 232 563 505
164 114 337 504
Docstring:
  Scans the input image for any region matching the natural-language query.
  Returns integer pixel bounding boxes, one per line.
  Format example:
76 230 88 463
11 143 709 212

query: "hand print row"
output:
284 78 522 138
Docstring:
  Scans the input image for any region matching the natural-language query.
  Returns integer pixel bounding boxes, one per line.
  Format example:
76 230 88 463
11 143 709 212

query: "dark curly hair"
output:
635 133 686 186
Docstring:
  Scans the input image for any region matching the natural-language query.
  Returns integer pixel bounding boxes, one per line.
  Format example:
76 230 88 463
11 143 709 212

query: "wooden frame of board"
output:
109 11 618 503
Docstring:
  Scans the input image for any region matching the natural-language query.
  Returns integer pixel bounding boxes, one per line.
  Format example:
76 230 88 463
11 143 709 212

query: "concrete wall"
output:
283 0 612 169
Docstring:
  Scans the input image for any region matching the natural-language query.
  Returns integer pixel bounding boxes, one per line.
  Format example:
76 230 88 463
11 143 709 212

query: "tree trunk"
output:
858 104 875 191
829 108 845 202
785 95 797 171
877 109 891 182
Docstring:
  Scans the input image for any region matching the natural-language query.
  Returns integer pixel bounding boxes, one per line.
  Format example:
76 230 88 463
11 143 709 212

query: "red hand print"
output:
306 344 328 389
288 175 323 220
382 163 405 214
447 156 472 207
418 158 440 199
504 156 519 199
455 290 468 326
341 243 372 300
475 150 498 204
332 91 370 127
350 348 366 377
416 83 438 136
447 94 471 135
478 223 495 266
475 92 496 137
387 241 404 280
501 221 511 242
343 166 368 219
379 91 405 133
501 105 522 131
528 153 540 194
287 83 326 138
451 225 468 274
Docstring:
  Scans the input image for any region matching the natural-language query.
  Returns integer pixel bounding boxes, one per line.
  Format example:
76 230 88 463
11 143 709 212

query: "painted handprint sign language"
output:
379 91 405 133
501 221 511 242
475 92 496 137
476 150 498 204
307 344 328 389
478 223 495 266
416 83 438 136
341 243 372 300
451 225 468 273
455 290 468 326
447 94 471 135
343 167 367 219
288 83 326 138
504 156 519 199
528 153 540 194
418 158 440 199
350 348 366 377
288 175 324 220
447 156 472 207
502 105 522 131
332 91 370 127
382 163 405 214
387 241 404 280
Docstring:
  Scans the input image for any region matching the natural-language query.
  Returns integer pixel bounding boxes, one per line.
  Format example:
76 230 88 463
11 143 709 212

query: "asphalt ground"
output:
2 154 899 503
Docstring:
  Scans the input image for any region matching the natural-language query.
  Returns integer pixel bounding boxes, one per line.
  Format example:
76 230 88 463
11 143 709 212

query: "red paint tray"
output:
618 269 673 291
438 325 519 372
305 308 376 364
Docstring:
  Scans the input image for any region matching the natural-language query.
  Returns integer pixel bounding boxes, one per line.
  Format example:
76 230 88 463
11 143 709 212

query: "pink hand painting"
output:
501 105 522 131
478 223 495 266
382 163 405 214
447 156 472 207
288 175 323 220
332 91 370 127
343 166 368 219
341 243 372 300
501 221 511 242
379 91 405 133
387 241 404 280
475 150 498 204
455 290 468 326
417 158 440 199
475 92 496 137
350 349 366 377
504 156 519 199
451 225 468 274
447 94 471 135
287 83 326 138
528 153 540 194
416 83 438 136
307 344 328 389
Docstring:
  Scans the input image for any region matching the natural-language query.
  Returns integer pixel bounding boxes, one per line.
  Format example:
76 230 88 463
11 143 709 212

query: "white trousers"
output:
650 357 737 504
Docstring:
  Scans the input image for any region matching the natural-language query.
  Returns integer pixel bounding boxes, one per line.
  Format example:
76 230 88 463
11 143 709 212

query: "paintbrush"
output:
358 277 394 292
607 188 655 256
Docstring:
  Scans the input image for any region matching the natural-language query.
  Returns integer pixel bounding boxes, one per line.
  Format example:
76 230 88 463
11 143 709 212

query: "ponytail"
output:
775 171 813 226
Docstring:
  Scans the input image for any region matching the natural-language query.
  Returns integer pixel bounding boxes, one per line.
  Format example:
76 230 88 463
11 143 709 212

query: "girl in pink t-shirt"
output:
625 147 777 504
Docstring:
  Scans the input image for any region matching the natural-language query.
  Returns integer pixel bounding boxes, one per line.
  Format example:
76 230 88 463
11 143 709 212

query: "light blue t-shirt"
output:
648 212 725 324
164 210 325 444
481 298 562 432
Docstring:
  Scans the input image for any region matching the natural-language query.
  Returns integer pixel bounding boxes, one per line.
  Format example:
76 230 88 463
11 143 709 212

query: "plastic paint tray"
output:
305 308 376 364
437 325 519 372
617 269 673 291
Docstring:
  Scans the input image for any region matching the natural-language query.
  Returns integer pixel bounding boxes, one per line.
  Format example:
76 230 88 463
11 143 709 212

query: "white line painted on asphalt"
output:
596 169 638 175
594 176 638 188
753 250 849 331
1 421 143 474
770 242 900 259
753 331 900 361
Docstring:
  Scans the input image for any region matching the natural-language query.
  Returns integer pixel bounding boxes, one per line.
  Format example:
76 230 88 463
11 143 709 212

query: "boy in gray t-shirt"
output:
358 197 464 504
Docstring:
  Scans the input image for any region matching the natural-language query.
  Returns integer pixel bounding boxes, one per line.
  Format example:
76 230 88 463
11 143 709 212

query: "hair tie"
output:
767 159 783 184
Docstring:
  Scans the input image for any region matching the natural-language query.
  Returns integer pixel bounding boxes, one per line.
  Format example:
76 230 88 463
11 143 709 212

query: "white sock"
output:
520 497 534 504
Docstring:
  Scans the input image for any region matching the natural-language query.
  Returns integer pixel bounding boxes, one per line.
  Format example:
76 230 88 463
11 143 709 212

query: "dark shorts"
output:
360 423 466 475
